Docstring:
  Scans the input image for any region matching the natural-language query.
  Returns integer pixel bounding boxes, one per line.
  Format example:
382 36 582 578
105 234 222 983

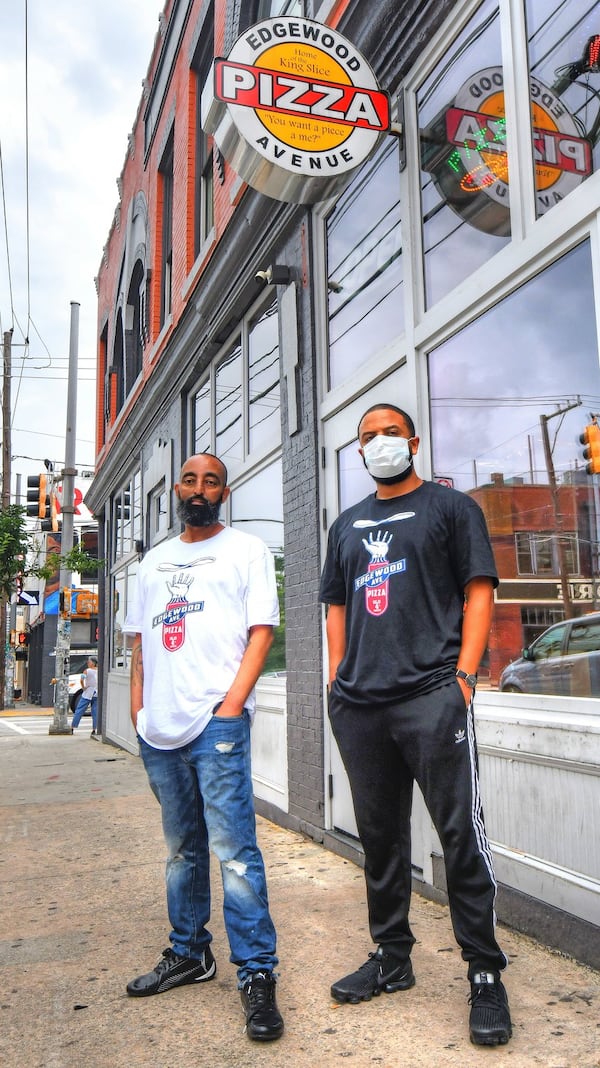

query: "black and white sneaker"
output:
126 946 216 997
241 971 284 1041
469 971 512 1045
331 946 415 1004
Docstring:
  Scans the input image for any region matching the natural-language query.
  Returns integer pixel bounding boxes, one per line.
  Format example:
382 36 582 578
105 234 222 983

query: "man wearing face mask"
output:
123 453 284 1042
319 404 512 1047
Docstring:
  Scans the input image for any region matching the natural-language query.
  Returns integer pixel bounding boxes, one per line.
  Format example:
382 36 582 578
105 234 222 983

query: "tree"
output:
0 505 101 708
264 553 286 674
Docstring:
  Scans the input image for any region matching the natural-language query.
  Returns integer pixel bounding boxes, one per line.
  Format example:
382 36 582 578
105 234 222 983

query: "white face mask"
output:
362 434 413 480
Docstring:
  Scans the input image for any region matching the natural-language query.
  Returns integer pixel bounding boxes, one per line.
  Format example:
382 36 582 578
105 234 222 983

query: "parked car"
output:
499 612 600 697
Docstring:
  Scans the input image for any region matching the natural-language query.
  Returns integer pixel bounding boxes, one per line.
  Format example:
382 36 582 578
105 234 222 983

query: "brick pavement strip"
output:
0 730 598 1068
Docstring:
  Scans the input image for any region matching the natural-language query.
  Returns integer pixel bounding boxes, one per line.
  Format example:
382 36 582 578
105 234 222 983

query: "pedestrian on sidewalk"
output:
320 403 512 1047
71 657 98 734
123 452 284 1042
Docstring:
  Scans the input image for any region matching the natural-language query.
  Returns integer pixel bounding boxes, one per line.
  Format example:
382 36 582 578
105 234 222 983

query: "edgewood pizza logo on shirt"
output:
152 572 205 651
353 529 406 618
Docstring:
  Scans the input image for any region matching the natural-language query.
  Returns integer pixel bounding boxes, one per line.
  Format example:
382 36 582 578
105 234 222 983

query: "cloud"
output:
0 0 160 489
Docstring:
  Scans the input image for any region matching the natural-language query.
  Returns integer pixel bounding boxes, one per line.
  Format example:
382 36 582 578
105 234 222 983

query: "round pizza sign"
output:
202 17 390 204
423 66 592 235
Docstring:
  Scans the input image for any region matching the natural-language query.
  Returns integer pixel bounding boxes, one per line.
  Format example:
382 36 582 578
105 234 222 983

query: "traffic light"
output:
41 487 59 532
26 474 49 518
579 421 600 474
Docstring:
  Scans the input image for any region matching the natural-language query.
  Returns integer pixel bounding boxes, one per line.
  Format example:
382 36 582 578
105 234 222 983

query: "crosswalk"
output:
0 715 55 736
0 715 94 737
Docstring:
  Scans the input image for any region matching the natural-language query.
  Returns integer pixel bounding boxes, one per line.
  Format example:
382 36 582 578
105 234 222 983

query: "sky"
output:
0 0 163 501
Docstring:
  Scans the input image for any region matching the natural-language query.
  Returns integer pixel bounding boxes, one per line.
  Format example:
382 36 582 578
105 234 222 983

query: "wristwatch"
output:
456 669 477 688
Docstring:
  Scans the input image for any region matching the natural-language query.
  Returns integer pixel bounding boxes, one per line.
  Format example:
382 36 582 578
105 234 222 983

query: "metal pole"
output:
49 303 79 735
2 330 12 510
540 409 576 620
2 330 13 709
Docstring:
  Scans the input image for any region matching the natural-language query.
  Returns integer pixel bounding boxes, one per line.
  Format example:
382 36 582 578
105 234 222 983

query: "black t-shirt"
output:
319 481 498 705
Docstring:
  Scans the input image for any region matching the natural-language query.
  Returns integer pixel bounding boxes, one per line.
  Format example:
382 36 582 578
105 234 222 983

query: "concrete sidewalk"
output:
0 728 598 1068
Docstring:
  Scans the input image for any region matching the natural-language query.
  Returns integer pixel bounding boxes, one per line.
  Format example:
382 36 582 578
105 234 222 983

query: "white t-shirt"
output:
82 667 97 698
123 526 280 750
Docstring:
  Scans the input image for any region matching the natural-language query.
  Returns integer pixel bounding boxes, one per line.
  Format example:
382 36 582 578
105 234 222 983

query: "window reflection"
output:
418 0 509 307
230 461 285 674
192 296 281 464
249 299 280 453
112 563 137 670
428 241 600 696
338 439 374 512
327 139 403 390
230 461 284 552
526 0 600 219
216 340 243 469
194 378 211 454
498 612 600 697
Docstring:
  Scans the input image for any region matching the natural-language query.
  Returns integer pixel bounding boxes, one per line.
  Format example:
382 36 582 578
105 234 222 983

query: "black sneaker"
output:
331 947 415 1004
126 946 216 997
469 971 512 1045
241 971 284 1041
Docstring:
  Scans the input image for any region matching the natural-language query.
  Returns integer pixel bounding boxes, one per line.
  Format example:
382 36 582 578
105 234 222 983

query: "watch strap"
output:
456 669 477 688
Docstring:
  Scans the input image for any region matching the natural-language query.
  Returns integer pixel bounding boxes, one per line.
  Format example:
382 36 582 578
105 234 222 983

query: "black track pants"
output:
328 678 507 974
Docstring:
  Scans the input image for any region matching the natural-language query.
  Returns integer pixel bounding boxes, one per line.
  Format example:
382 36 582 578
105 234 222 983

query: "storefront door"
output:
321 376 433 878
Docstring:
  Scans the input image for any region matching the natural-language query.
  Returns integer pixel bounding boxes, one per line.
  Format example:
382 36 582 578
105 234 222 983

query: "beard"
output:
363 457 414 486
176 494 223 528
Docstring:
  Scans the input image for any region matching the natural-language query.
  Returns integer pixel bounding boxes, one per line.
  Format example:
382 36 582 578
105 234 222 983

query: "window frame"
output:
158 130 174 328
189 291 281 481
192 6 215 259
316 0 600 710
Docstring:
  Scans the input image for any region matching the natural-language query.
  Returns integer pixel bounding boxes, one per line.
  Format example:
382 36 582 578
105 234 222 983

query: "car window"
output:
532 624 566 660
567 620 600 655
70 655 93 675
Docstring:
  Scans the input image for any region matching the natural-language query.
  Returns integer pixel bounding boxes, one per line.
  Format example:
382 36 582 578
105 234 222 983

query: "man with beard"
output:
320 404 512 1047
123 453 284 1042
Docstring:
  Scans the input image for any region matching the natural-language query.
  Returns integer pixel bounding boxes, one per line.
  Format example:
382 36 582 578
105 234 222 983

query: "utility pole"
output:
2 329 14 709
49 304 79 735
539 398 582 621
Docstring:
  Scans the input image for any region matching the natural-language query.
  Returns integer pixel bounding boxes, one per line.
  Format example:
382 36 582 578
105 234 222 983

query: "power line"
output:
12 427 95 443
0 141 16 330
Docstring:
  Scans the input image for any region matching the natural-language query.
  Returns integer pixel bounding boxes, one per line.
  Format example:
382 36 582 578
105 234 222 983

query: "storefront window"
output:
113 471 142 561
248 299 280 454
193 378 211 454
192 295 280 469
428 241 600 697
230 460 285 673
327 138 403 390
216 340 243 469
110 469 142 671
338 438 373 512
111 563 138 671
418 0 509 308
525 0 599 219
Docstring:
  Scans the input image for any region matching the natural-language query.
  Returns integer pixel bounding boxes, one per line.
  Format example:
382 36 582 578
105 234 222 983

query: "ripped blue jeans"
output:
138 710 278 984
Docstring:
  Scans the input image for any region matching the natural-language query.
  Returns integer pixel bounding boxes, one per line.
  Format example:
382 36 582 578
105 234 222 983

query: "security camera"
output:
255 265 292 286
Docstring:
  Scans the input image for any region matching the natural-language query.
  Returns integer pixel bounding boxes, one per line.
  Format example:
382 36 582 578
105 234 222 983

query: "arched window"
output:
125 260 145 390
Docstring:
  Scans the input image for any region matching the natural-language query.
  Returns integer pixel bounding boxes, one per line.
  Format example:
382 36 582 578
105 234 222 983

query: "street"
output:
0 718 598 1068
